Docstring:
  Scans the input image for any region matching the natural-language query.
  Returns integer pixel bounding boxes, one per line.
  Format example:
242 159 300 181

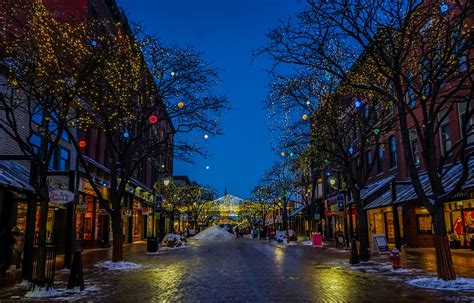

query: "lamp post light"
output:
328 176 350 249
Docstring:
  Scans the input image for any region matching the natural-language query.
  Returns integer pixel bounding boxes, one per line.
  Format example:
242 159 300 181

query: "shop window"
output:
416 214 432 234
389 136 398 169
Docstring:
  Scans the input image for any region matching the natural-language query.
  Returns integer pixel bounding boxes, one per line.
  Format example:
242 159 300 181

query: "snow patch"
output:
161 233 186 248
408 277 474 291
24 287 61 298
160 245 187 251
94 261 141 270
390 268 414 273
301 240 312 246
193 225 235 240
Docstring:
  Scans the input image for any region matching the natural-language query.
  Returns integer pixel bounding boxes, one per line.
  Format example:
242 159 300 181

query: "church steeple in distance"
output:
224 186 228 196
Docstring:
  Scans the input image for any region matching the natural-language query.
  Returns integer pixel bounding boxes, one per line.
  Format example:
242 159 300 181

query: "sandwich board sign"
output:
373 234 389 254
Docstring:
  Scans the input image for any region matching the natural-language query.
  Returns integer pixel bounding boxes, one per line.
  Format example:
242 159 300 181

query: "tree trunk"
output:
34 186 49 287
170 209 175 233
111 211 123 262
431 204 456 280
353 191 370 261
22 193 37 282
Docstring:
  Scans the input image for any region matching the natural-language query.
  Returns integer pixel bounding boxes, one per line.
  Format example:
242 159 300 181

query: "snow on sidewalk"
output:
94 261 142 270
193 225 235 240
408 277 474 291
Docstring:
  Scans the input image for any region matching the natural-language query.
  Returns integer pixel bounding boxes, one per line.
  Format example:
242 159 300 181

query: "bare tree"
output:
257 0 473 279
0 1 115 285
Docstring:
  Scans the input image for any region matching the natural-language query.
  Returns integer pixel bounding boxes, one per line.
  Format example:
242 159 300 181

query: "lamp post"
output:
328 176 350 249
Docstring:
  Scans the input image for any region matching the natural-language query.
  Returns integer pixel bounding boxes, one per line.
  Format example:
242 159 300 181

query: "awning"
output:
0 161 35 192
365 159 474 210
349 176 394 203
289 205 306 218
395 159 474 203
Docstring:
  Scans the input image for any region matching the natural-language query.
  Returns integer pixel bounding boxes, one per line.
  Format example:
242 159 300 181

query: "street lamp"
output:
327 176 350 249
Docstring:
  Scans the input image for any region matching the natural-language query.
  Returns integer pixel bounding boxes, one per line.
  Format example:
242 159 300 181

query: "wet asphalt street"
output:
0 239 473 302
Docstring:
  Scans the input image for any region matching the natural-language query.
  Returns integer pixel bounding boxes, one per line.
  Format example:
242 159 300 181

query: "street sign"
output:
337 193 345 212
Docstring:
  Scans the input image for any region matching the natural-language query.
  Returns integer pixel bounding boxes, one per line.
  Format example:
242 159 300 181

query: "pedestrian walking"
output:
235 227 240 238
0 227 13 275
11 227 24 269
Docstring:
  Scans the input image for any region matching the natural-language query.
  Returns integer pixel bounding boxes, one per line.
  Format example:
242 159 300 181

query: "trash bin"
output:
146 237 158 253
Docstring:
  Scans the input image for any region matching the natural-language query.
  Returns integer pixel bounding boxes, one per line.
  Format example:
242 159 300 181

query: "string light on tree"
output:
204 134 209 139
373 128 380 136
348 147 354 155
354 98 362 109
79 139 87 149
281 151 286 157
123 130 130 139
178 101 185 108
439 3 449 14
302 114 308 121
90 38 98 47
170 71 175 76
148 114 158 125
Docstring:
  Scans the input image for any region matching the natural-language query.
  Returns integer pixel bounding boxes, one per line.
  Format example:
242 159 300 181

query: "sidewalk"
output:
0 241 147 289
322 240 474 278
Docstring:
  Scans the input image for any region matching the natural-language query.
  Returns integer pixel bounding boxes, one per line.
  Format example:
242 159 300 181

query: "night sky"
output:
117 0 304 198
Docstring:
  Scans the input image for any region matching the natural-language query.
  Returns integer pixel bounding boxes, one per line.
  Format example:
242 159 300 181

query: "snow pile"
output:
193 225 235 240
25 287 61 298
94 261 141 270
408 277 474 291
301 240 312 246
161 233 186 248
275 230 297 243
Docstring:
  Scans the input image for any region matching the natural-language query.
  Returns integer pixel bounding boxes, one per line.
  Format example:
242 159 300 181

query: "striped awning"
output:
0 161 34 192
364 159 474 210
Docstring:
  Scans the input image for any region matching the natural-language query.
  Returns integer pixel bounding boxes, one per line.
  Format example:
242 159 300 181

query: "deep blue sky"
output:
117 0 304 198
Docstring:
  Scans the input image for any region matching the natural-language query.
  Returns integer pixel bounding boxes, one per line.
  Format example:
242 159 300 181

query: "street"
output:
1 239 472 302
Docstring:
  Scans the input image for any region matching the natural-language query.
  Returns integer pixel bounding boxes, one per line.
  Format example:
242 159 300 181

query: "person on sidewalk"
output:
11 227 24 269
0 227 13 276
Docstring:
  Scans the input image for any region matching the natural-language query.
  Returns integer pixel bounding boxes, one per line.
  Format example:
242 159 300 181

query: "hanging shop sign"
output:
49 189 75 204
155 195 163 212
79 178 108 199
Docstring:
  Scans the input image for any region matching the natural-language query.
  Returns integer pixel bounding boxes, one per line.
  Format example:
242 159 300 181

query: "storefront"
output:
444 198 474 248
367 206 404 247
76 178 110 249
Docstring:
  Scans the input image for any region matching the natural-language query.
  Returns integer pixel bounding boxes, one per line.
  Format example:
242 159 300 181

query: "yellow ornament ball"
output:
178 101 185 108
302 114 308 120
